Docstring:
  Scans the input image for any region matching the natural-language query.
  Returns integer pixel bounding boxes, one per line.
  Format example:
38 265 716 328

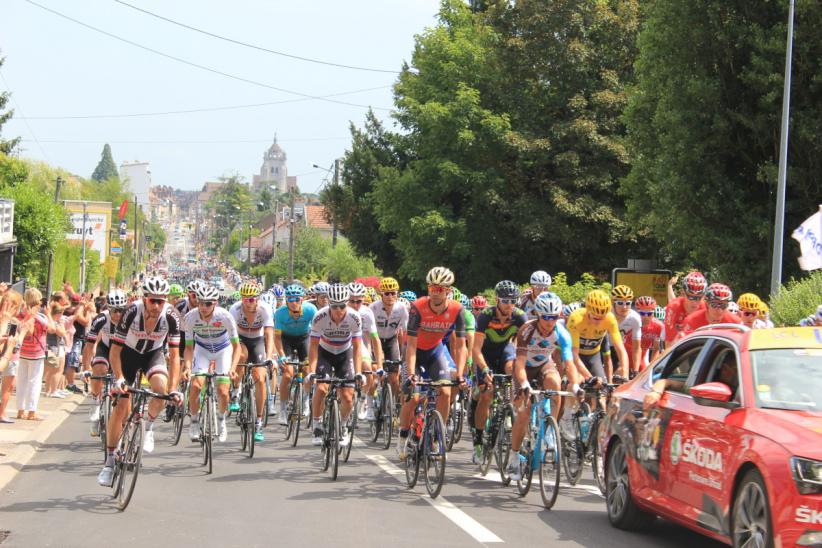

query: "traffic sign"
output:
110 240 122 256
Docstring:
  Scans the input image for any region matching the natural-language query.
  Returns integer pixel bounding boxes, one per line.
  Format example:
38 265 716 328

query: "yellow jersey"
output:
565 307 623 356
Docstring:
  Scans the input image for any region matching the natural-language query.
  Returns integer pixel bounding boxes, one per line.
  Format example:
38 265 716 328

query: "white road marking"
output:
470 472 604 498
364 452 504 544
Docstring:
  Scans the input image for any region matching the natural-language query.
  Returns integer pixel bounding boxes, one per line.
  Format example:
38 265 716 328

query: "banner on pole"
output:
118 200 129 221
791 205 822 271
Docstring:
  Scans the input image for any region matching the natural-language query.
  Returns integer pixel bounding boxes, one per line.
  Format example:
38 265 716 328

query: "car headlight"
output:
792 457 822 495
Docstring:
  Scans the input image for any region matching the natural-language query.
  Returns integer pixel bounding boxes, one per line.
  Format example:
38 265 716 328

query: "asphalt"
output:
0 397 726 548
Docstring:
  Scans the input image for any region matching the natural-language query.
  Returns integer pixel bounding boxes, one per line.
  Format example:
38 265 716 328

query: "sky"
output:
1 0 441 194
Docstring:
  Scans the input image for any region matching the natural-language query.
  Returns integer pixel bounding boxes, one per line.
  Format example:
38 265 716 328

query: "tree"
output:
0 53 20 155
91 144 118 182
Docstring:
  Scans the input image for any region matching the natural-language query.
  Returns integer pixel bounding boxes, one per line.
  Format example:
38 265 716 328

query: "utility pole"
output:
80 202 88 292
133 194 139 281
287 192 296 281
332 159 340 248
45 176 63 296
247 216 252 267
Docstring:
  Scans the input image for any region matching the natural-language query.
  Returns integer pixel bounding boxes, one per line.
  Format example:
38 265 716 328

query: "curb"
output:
0 395 84 492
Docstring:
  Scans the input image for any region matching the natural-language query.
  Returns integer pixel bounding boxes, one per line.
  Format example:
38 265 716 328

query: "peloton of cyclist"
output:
664 271 707 343
274 284 317 425
517 271 552 321
369 277 407 421
610 285 643 377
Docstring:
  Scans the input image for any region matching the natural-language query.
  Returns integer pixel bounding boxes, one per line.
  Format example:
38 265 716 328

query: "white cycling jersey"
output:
86 311 115 348
310 306 362 354
229 301 274 339
369 300 408 340
618 310 643 343
356 305 378 351
183 306 238 354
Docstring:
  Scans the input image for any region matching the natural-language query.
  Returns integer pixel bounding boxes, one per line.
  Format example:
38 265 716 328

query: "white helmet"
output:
107 289 127 308
727 301 740 315
534 292 562 316
195 285 220 302
426 266 454 287
328 283 350 305
562 302 582 317
142 276 170 296
314 281 330 296
530 270 552 287
347 282 367 298
186 280 205 294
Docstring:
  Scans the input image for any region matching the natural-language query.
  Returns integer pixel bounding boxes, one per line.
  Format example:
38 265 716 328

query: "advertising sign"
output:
612 269 672 306
63 201 112 263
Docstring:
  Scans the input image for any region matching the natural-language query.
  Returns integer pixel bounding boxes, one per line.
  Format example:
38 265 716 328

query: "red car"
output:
600 324 822 547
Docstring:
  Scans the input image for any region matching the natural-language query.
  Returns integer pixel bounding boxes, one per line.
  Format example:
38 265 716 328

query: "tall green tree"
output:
0 54 20 155
623 0 822 294
91 143 118 182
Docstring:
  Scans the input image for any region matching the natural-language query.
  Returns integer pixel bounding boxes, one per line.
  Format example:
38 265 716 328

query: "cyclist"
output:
508 292 580 480
97 277 182 487
399 290 417 304
274 284 317 425
183 285 240 443
681 283 740 335
664 271 707 344
610 285 643 376
758 301 775 328
566 289 630 381
313 282 331 310
471 295 487 321
83 290 127 437
306 283 364 446
176 280 201 319
270 284 286 309
517 271 552 320
369 277 408 420
737 293 767 329
470 280 527 464
229 282 275 424
635 296 663 370
397 267 467 460
168 284 185 306
347 282 383 421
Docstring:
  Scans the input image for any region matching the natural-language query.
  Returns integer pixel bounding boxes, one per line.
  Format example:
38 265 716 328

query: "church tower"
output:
253 135 287 193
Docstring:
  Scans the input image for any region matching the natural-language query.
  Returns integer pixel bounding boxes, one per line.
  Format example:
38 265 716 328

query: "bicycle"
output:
237 361 268 458
404 379 459 499
109 379 175 511
446 380 469 451
283 357 310 447
315 377 351 481
193 368 229 474
561 379 617 489
514 385 574 509
365 367 395 450
169 378 189 446
477 374 516 486
89 374 115 462
341 379 362 464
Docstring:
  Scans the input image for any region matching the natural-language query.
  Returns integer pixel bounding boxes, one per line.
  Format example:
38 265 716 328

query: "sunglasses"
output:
330 303 347 310
741 310 758 317
540 314 559 321
349 299 364 305
147 298 166 305
110 307 126 314
286 297 301 303
614 300 632 306
382 292 397 297
427 285 447 294
638 311 653 316
709 301 729 310
686 294 703 301
498 298 517 305
198 301 216 307
243 297 257 303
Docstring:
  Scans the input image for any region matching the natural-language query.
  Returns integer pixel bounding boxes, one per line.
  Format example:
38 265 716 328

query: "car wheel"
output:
731 469 773 548
606 438 655 530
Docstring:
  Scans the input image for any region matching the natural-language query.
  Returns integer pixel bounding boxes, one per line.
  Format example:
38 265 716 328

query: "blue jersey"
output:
274 302 318 337
515 319 573 367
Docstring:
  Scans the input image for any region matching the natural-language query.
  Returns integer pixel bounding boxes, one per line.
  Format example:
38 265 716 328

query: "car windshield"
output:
750 349 822 412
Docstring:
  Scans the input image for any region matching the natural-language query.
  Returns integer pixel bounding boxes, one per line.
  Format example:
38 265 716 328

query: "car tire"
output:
606 438 655 531
731 469 774 548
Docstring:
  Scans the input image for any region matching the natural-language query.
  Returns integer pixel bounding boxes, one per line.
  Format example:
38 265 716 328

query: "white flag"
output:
792 205 822 271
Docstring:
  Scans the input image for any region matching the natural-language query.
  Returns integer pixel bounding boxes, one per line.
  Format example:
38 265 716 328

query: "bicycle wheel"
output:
304 384 314 430
291 383 302 447
98 404 108 462
342 410 355 463
478 426 494 477
117 418 144 511
496 404 515 486
423 410 447 498
262 377 271 428
329 399 341 481
453 394 465 444
247 382 257 458
380 384 393 450
239 391 248 453
405 437 420 488
517 429 534 497
320 402 331 472
591 415 607 495
369 389 382 443
445 400 457 452
562 413 585 486
539 415 562 509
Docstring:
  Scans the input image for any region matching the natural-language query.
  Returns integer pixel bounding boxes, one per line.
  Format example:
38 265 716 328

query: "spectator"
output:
17 288 55 421
63 293 92 394
798 304 822 327
0 290 26 423
44 303 69 398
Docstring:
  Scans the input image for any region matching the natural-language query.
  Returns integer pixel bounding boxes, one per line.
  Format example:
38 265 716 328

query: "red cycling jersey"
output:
680 309 741 336
639 318 663 369
664 296 706 344
407 297 465 351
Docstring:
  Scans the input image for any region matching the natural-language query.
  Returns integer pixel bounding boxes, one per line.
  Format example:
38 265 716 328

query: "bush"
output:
53 241 102 291
469 272 612 306
769 271 822 327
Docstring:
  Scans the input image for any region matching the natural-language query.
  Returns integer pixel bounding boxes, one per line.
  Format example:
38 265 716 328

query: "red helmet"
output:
705 283 732 303
683 271 707 296
635 296 657 312
471 295 488 309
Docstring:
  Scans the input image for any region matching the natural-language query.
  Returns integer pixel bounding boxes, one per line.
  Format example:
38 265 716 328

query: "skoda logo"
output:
670 431 682 465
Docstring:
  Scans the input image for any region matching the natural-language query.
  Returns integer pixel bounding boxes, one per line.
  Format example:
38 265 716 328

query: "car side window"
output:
655 340 707 394
692 340 740 401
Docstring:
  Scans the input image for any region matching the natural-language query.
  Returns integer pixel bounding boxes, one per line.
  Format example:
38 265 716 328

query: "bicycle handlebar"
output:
125 387 176 401
315 377 355 385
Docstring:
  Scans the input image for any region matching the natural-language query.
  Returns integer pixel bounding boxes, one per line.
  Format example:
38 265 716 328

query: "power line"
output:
22 0 393 112
113 0 398 74
20 137 348 144
17 85 391 120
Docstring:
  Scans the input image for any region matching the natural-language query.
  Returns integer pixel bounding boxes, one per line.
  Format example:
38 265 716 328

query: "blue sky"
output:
1 0 440 193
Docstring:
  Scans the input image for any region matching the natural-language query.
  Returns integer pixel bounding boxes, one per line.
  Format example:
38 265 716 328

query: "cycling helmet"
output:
737 293 761 312
328 283 350 304
107 289 128 308
471 295 488 309
530 270 552 287
534 292 562 316
271 284 285 298
196 285 220 302
654 305 666 321
239 281 261 298
426 266 455 287
450 287 462 303
494 280 521 300
305 285 316 299
379 277 400 292
347 282 367 298
562 302 581 317
585 290 611 316
611 285 634 301
285 284 305 298
399 290 417 302
186 280 204 294
313 281 330 296
260 292 276 307
169 284 184 298
142 276 170 296
365 286 378 303
727 301 740 315
682 271 707 296
232 291 241 300
758 301 770 319
705 283 732 303
457 294 470 310
634 296 657 312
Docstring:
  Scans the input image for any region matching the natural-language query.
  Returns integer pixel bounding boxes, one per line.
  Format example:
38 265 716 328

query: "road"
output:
0 400 725 548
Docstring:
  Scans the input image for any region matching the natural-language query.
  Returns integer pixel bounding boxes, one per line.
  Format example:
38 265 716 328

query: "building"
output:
119 161 152 213
251 136 297 194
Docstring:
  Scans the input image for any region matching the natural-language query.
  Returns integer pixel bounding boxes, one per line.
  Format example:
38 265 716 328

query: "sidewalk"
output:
0 389 85 491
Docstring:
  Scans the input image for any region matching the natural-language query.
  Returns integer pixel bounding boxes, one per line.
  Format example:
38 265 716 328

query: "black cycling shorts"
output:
239 335 266 364
580 352 607 380
479 342 516 380
92 342 111 369
380 336 401 362
120 345 167 387
316 346 354 386
281 333 309 362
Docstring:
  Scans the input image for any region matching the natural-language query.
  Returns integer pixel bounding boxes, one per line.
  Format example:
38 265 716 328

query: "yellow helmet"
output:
611 285 634 301
758 301 769 318
585 290 612 316
379 277 400 292
238 281 261 297
736 293 762 312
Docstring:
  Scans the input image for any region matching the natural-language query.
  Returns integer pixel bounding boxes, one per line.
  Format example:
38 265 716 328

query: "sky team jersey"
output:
516 319 573 367
370 300 408 339
111 301 180 354
229 301 274 338
183 306 238 354
86 311 116 348
475 306 527 354
681 309 741 335
640 318 663 367
565 307 622 356
310 306 362 354
407 297 466 351
274 302 317 337
664 296 706 343
356 305 378 350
